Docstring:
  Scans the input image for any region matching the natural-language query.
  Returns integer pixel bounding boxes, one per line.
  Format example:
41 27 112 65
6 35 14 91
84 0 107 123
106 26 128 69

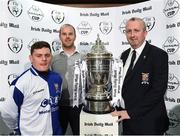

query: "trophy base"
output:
83 99 114 114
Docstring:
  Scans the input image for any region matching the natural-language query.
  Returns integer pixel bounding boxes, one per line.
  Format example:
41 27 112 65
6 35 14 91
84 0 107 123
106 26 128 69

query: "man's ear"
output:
29 55 32 63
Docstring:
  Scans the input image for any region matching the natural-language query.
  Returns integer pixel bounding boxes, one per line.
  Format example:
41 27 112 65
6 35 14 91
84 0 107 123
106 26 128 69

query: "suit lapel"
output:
121 48 130 67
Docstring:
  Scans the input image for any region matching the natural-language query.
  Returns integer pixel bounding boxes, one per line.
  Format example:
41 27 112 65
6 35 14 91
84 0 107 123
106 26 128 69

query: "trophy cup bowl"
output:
83 35 114 114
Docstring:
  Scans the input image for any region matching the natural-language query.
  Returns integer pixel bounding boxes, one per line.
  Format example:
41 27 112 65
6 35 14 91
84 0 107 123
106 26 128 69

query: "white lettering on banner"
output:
80 60 87 103
111 59 123 107
73 60 81 107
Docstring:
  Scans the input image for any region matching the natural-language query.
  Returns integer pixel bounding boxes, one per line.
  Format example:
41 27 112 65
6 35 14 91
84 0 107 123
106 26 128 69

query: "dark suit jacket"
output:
120 41 169 134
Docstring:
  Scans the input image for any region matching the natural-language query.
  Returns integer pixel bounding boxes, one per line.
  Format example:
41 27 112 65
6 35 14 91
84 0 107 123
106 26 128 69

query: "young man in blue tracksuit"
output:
1 41 63 135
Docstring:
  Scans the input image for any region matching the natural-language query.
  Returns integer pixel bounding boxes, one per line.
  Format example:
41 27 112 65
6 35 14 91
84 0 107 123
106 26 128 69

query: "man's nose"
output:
42 56 47 60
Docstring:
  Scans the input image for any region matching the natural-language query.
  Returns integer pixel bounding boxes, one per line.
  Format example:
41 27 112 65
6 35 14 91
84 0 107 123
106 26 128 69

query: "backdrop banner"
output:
0 0 180 134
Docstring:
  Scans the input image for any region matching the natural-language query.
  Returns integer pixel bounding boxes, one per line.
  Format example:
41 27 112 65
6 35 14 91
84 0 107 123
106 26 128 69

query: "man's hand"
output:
111 110 130 122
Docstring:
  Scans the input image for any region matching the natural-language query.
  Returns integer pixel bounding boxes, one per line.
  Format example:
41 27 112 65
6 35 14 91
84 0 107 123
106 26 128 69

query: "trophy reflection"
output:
83 34 114 114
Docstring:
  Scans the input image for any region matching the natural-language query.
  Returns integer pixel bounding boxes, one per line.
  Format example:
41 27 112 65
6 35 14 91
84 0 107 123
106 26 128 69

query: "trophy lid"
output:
87 34 112 59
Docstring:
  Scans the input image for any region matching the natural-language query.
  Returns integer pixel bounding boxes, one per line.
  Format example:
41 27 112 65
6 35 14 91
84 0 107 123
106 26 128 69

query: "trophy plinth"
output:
83 34 114 114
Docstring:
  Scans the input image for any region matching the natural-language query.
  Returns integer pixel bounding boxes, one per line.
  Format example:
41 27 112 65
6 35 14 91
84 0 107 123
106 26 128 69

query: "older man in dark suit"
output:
111 17 169 135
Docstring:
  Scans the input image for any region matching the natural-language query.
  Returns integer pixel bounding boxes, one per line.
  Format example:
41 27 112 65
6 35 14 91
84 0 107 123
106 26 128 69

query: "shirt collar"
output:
130 40 146 56
59 46 80 56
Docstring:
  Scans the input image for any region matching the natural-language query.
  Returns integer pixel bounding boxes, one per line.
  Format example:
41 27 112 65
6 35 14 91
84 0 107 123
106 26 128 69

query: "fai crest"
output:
8 73 19 85
143 17 155 32
27 39 39 50
51 10 65 24
52 40 61 53
8 0 23 17
8 37 23 53
99 21 112 35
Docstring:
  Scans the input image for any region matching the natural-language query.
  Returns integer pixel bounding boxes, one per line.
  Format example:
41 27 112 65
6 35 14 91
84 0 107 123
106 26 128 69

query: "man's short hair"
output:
30 41 51 55
59 24 76 36
127 17 146 31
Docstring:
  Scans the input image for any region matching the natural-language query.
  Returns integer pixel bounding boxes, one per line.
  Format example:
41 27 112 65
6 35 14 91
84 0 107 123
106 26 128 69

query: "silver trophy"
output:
83 34 114 114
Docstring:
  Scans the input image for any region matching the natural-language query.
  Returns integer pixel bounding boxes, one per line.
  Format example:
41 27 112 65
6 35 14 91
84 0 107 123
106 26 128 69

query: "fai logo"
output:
51 10 65 24
27 39 39 50
8 37 23 53
168 73 179 92
163 36 179 54
99 21 112 35
143 17 155 32
7 73 19 85
7 0 23 17
27 5 44 22
119 19 127 34
51 40 61 53
77 21 92 36
168 110 180 128
163 0 179 18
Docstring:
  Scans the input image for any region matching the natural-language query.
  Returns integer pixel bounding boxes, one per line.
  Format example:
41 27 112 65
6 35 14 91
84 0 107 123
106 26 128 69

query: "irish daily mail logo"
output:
7 0 23 17
143 17 155 32
51 10 65 24
168 110 180 128
99 21 112 35
8 37 23 53
163 0 179 18
77 21 92 36
77 41 91 55
27 5 44 22
163 36 179 54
